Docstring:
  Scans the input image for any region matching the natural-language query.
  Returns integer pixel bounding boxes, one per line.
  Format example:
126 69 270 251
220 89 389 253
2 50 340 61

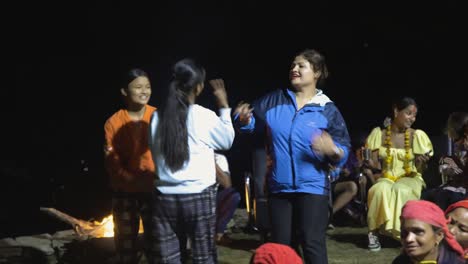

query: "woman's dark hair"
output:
382 97 418 127
392 97 418 113
295 49 329 86
447 112 468 140
121 68 148 89
156 59 206 172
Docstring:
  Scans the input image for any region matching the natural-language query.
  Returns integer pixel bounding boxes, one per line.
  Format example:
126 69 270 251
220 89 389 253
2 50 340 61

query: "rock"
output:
15 234 55 256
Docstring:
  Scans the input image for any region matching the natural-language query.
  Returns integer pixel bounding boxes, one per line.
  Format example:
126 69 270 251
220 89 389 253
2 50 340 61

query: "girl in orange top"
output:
104 68 156 263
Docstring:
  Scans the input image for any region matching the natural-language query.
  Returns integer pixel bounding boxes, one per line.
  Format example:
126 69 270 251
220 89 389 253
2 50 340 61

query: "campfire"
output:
40 207 143 239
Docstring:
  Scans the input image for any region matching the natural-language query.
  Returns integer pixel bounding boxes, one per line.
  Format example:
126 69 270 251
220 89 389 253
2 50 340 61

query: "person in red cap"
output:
393 200 464 264
445 200 468 259
250 243 303 264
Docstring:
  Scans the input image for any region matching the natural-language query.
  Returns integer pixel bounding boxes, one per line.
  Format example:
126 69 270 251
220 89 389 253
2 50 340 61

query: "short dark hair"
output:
295 49 329 86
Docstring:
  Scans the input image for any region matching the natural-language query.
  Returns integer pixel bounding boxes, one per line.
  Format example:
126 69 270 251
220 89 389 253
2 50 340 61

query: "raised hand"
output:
234 102 253 125
209 79 229 108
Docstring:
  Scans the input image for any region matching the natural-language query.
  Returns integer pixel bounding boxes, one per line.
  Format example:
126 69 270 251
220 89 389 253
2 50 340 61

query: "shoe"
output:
327 223 335 230
368 232 381 252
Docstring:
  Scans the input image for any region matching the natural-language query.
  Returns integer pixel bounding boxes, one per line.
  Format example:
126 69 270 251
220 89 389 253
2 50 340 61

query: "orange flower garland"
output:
383 124 412 182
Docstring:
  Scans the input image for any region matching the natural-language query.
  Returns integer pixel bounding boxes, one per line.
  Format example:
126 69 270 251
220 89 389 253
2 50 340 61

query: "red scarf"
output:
445 199 468 258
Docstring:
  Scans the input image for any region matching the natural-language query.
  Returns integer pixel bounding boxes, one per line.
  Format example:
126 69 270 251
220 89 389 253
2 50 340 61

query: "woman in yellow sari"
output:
365 97 433 251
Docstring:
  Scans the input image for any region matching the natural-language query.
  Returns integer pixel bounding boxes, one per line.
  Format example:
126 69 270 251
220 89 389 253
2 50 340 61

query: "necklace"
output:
383 124 412 181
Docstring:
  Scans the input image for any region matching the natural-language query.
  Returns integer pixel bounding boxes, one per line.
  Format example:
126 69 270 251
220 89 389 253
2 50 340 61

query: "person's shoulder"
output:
147 104 157 112
145 105 157 121
105 109 126 127
191 104 217 116
370 126 382 133
413 129 429 136
412 129 432 143
311 89 332 107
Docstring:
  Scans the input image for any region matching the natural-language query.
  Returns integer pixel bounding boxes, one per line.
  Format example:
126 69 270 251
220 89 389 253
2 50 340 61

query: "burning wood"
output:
39 207 142 239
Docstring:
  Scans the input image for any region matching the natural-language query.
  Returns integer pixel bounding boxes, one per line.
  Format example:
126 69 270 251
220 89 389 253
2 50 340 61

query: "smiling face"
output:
394 104 418 130
401 219 443 261
289 55 320 90
447 207 468 249
121 76 151 107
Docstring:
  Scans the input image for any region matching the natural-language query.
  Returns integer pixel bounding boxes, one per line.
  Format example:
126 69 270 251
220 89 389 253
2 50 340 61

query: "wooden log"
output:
39 207 107 239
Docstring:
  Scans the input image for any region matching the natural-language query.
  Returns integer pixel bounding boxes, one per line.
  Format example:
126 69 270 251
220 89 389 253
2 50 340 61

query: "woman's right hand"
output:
234 102 253 125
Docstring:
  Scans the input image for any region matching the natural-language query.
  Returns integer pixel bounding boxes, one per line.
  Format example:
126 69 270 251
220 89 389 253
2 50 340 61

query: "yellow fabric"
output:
366 127 434 239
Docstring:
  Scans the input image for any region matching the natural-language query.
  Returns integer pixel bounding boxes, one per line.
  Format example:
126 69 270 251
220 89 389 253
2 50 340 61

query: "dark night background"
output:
4 2 467 237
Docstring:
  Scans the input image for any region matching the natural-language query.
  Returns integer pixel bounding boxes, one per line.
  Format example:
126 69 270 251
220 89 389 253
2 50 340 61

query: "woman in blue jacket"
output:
234 49 350 264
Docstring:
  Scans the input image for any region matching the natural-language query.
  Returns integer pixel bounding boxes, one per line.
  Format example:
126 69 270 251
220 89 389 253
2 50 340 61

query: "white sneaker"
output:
368 232 381 251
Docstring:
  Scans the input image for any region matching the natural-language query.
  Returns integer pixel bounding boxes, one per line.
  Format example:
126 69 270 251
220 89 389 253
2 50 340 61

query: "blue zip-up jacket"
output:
235 89 350 195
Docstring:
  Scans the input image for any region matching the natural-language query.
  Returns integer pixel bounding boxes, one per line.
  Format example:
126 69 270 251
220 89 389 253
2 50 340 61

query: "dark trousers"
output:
252 148 267 199
269 192 329 264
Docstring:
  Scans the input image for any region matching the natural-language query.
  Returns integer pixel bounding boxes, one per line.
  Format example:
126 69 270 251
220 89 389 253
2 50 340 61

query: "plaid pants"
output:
148 184 217 264
112 192 152 264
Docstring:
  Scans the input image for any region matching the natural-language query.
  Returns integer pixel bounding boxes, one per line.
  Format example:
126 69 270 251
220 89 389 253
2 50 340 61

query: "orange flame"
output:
88 214 144 238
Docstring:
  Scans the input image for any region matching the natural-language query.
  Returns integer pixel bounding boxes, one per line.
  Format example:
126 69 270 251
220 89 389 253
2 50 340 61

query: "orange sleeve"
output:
104 120 136 183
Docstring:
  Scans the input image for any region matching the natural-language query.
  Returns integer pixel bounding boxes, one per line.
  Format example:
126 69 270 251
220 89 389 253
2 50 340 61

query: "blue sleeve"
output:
233 112 256 133
324 103 351 167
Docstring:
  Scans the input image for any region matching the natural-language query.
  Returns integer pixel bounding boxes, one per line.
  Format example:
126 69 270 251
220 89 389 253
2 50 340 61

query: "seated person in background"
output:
393 200 464 264
445 200 468 259
422 112 468 210
330 151 364 225
215 152 241 245
365 97 433 251
330 134 380 227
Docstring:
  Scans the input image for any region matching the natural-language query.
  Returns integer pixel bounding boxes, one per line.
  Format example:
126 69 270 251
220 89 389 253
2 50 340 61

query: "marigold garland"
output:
383 124 412 181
